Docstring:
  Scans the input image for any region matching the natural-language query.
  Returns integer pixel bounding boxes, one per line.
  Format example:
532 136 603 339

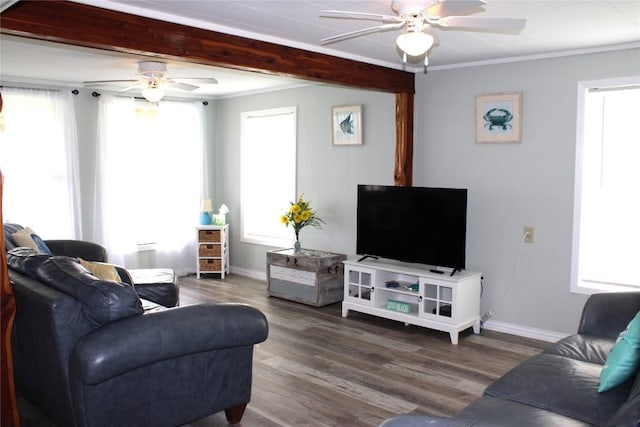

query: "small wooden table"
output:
267 248 346 307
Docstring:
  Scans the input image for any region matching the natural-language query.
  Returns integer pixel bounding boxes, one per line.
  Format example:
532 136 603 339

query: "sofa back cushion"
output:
36 256 143 327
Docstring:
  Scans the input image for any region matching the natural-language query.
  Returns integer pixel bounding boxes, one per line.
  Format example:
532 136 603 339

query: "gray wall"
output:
413 47 640 334
213 85 396 273
15 46 638 336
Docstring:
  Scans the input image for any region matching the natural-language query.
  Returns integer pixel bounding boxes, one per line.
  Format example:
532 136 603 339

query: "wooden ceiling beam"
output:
0 1 415 94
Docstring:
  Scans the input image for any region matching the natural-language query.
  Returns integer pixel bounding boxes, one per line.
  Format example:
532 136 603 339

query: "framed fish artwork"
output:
332 105 362 146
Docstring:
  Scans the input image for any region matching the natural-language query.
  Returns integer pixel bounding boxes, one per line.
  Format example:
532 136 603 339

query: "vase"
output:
200 211 211 225
293 240 301 253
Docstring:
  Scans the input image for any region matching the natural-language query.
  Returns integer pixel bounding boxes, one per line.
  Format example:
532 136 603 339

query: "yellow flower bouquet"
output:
280 195 324 248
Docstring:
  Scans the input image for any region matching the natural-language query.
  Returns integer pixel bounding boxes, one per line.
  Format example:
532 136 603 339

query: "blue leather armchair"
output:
6 238 268 426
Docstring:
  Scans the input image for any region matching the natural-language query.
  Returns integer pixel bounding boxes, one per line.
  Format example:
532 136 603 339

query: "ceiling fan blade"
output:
118 85 141 92
424 0 486 18
83 79 138 86
320 10 402 23
172 77 219 84
438 16 526 32
166 81 199 91
321 22 406 44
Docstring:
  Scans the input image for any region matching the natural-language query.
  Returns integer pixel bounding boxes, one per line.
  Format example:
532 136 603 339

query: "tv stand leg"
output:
342 306 349 318
449 331 459 345
473 319 481 334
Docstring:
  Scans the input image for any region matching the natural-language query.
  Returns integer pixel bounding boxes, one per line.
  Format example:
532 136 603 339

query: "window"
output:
571 77 640 293
241 107 296 247
95 96 205 273
0 87 81 239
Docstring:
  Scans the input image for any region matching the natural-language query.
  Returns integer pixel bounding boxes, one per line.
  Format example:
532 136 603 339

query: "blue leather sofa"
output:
380 292 640 427
5 232 268 426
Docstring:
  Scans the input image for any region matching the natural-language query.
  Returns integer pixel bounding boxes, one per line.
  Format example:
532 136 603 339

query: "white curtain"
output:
0 87 82 239
93 95 205 275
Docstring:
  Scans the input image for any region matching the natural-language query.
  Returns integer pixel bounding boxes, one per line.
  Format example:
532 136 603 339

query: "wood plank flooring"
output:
19 273 550 427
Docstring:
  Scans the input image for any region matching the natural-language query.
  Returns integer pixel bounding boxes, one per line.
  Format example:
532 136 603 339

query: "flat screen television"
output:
356 185 467 270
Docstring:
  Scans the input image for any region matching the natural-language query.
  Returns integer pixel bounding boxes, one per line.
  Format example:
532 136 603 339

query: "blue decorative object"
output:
200 211 211 225
293 241 301 253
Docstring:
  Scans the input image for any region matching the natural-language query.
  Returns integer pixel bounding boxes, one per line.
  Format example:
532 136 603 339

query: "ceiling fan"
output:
84 61 218 102
320 0 526 67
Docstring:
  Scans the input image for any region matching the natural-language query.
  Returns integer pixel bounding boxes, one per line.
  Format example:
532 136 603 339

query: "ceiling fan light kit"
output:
320 0 526 68
140 72 166 102
141 87 165 103
396 30 434 57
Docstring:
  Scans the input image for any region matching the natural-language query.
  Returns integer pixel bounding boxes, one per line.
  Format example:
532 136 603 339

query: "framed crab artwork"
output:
475 92 522 143
332 105 362 146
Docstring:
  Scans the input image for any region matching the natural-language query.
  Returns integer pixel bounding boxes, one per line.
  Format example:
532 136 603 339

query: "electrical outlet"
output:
524 226 534 243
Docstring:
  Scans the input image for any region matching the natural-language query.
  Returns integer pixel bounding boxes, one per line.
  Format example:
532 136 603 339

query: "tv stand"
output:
357 254 379 262
342 258 481 344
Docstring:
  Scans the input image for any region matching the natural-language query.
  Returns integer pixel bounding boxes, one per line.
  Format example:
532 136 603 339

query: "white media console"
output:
342 258 482 344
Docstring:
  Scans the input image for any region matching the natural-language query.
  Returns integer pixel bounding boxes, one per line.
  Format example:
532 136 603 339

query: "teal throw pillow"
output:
598 310 640 392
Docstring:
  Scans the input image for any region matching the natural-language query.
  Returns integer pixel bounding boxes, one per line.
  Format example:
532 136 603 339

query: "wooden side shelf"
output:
196 225 229 279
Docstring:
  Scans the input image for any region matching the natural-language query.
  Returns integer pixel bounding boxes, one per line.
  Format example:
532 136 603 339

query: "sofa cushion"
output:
6 247 52 278
459 395 594 427
36 256 143 328
484 353 632 426
11 227 51 253
544 334 615 365
598 311 640 392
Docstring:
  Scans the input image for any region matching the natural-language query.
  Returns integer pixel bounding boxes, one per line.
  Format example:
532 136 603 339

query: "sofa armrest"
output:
44 240 108 262
578 291 640 338
114 266 133 285
70 303 268 384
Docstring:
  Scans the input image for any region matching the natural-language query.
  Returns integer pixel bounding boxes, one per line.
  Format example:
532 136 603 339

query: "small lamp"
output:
200 198 213 225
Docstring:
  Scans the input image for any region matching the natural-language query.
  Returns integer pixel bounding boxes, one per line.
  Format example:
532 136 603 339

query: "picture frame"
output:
475 92 522 143
332 105 362 146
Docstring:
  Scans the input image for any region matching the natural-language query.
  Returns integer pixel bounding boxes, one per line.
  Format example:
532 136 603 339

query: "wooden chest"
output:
267 248 347 307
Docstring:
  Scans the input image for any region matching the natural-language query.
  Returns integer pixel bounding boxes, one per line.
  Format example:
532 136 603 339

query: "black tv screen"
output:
356 185 467 270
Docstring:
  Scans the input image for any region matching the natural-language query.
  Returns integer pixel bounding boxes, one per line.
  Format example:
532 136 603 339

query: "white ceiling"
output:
0 35 310 99
1 0 639 98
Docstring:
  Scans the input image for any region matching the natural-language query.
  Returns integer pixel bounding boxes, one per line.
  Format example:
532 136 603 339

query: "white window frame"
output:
571 75 640 295
240 106 297 247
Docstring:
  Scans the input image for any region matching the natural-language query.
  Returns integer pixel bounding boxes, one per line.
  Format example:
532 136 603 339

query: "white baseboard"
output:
482 319 568 343
229 265 266 282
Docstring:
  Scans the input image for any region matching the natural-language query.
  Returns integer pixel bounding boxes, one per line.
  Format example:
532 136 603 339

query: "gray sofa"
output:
6 244 269 427
381 292 640 427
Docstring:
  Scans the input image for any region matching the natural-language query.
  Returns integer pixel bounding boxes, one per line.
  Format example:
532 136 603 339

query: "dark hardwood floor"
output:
19 273 550 427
